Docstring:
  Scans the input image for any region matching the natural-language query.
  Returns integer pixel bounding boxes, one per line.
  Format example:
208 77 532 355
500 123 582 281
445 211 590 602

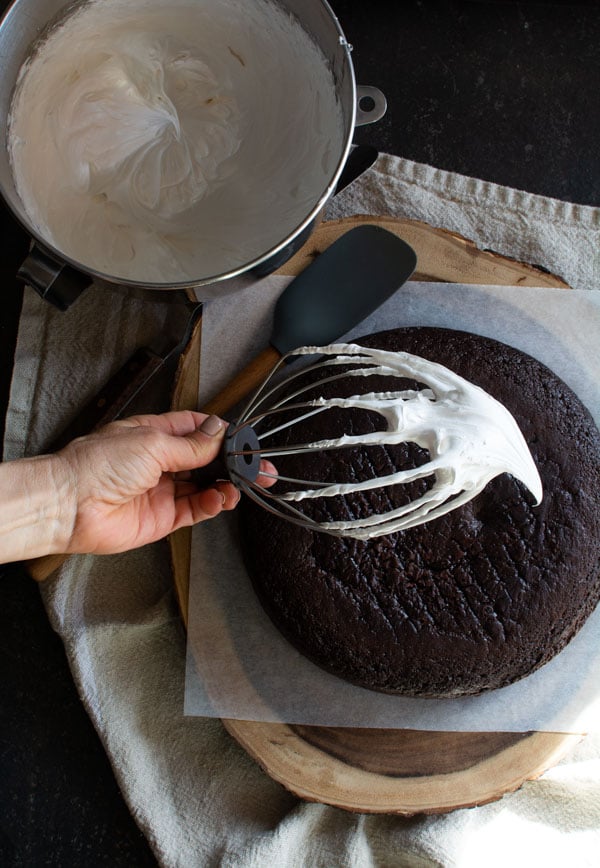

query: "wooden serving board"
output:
169 215 581 815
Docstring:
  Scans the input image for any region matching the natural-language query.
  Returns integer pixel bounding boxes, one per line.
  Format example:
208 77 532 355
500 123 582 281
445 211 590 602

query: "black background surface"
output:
1 1 598 864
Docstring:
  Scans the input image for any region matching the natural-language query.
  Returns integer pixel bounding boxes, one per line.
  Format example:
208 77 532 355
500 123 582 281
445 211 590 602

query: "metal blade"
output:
47 291 202 450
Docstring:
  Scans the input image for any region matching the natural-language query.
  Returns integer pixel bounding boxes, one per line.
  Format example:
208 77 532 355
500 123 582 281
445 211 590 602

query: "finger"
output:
172 484 239 529
174 479 240 508
214 481 241 510
145 417 228 475
257 459 278 489
112 410 214 437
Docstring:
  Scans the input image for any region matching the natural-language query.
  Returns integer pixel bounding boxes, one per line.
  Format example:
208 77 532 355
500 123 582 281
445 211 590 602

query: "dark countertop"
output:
1 2 598 864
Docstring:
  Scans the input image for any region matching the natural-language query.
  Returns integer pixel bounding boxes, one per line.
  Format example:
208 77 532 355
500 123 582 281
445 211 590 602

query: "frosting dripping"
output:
242 343 543 539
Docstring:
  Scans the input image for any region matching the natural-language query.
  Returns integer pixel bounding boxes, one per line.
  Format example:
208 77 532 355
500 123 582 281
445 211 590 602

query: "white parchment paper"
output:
185 281 600 732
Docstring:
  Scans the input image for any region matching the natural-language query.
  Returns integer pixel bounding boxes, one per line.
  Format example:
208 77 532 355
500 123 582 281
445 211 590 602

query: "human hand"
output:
53 410 275 556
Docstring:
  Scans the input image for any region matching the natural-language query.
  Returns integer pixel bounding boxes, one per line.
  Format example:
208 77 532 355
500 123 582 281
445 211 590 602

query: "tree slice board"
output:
169 215 581 814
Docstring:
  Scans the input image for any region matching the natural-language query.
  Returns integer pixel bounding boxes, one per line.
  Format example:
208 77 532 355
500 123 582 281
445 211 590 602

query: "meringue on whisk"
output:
204 343 543 540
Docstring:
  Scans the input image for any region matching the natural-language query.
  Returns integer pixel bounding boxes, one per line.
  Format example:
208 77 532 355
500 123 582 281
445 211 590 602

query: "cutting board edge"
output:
169 215 579 815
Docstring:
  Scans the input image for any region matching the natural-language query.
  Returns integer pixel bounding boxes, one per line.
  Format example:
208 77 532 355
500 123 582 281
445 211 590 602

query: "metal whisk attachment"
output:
213 343 543 540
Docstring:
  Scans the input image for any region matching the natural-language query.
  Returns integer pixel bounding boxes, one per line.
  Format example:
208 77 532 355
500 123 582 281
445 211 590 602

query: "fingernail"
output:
199 415 223 437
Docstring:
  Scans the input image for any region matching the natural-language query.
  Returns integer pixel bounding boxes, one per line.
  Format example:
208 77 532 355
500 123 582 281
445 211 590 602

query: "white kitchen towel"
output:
326 153 600 291
5 154 600 868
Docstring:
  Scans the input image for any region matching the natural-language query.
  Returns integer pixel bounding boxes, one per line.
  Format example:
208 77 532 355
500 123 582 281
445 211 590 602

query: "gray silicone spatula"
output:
203 224 417 418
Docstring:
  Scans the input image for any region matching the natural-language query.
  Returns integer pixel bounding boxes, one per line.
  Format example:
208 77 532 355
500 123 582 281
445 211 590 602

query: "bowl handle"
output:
17 243 91 310
355 85 387 127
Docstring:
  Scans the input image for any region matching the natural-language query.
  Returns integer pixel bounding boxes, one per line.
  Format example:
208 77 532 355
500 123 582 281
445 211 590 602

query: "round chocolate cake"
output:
239 327 600 697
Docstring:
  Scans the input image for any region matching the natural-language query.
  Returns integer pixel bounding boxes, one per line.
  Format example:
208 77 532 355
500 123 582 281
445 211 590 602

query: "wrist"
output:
0 453 76 563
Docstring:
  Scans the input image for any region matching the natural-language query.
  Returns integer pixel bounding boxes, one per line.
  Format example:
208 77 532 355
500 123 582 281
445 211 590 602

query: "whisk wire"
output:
224 343 543 540
236 348 399 425
241 401 333 441
234 476 351 537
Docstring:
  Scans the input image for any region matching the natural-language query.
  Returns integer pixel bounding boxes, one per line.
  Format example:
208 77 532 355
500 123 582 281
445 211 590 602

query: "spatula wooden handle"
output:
27 553 68 583
202 345 281 418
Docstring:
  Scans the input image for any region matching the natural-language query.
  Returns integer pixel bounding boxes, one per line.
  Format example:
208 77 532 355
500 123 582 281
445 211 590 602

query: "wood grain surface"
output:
169 215 581 815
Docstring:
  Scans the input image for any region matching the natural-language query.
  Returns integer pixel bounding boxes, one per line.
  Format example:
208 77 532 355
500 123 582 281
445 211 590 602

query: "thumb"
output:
160 414 227 474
